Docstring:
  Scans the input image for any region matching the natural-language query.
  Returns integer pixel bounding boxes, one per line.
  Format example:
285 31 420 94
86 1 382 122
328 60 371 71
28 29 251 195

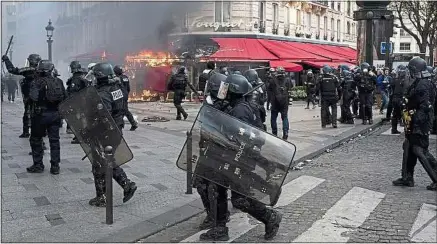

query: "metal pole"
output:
185 130 193 194
365 19 374 66
385 33 390 69
104 146 114 225
47 39 53 62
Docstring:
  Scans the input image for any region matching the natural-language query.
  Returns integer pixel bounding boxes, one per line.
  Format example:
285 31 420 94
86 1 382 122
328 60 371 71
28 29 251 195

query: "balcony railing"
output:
311 1 329 7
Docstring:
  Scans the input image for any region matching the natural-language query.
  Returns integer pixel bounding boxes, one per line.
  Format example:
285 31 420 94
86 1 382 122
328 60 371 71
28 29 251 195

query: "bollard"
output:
185 130 193 194
104 146 114 225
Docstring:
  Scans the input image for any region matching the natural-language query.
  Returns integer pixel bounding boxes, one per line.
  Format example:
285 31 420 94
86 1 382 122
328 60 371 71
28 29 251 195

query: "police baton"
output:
243 83 265 97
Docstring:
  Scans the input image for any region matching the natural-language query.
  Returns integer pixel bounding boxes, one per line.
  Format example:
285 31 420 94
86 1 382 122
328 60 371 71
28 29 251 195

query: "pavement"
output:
138 124 437 243
1 98 386 243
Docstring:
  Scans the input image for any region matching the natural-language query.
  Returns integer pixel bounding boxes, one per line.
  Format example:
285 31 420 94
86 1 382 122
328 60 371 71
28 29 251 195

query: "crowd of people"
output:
1 54 138 207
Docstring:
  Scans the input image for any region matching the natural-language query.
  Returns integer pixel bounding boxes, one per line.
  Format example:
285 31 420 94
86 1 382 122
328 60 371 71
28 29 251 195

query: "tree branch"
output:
396 2 423 46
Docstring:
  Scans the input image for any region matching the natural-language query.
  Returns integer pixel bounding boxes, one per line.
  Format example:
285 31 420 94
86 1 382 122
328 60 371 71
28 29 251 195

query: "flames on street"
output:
124 50 178 102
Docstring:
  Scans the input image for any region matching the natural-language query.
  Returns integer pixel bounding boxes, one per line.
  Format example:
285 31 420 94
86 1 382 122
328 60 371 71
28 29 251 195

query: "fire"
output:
125 50 179 67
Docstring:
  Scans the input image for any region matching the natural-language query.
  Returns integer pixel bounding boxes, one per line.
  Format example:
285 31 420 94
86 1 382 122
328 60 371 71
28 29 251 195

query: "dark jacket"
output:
406 78 436 135
97 82 125 127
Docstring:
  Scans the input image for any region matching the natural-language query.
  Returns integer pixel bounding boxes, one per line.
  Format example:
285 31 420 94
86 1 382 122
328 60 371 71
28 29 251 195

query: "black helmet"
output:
36 60 54 73
207 73 228 99
206 61 216 70
426 66 434 76
276 66 285 75
243 69 259 83
339 64 350 72
307 70 314 78
360 62 370 72
322 65 332 74
178 66 186 74
27 54 42 67
232 70 242 75
69 61 82 73
219 66 229 76
407 57 427 78
113 65 123 75
52 68 60 77
225 74 252 96
93 62 115 80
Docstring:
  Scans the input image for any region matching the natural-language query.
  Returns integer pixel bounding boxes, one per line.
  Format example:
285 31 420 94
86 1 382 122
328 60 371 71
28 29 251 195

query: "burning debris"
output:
124 50 179 67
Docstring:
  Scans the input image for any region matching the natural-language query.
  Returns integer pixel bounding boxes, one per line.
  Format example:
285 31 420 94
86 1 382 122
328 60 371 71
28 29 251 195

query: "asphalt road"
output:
138 125 437 243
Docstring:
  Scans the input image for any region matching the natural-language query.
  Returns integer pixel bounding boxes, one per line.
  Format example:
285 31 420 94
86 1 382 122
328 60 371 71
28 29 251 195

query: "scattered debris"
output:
325 149 332 153
141 116 170 122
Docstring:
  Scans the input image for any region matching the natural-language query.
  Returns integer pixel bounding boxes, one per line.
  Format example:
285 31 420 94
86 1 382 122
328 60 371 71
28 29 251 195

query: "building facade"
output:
2 2 17 62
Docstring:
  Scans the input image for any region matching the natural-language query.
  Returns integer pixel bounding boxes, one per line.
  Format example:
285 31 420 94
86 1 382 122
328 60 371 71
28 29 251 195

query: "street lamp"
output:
45 19 54 61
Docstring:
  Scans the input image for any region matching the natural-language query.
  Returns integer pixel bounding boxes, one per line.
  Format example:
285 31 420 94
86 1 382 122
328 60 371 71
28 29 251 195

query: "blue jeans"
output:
270 108 289 136
380 90 389 112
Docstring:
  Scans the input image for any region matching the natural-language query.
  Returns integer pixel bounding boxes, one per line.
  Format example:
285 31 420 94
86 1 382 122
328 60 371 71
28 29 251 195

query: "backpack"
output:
45 77 65 103
273 77 289 105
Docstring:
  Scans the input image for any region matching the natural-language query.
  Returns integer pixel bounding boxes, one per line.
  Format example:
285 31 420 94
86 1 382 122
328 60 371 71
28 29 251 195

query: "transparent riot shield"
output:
176 105 297 206
58 86 133 167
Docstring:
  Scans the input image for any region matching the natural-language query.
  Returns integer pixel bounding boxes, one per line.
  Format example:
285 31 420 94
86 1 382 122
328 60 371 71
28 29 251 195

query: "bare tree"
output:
393 1 437 62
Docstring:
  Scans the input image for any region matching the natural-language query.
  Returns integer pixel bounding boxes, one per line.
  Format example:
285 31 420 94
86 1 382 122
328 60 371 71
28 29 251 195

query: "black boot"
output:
26 164 44 173
392 173 414 187
114 174 137 203
130 122 138 131
426 182 437 191
199 214 214 230
263 209 282 240
369 119 373 125
19 132 30 138
282 133 288 140
199 226 229 241
71 137 80 144
89 178 106 207
50 162 60 175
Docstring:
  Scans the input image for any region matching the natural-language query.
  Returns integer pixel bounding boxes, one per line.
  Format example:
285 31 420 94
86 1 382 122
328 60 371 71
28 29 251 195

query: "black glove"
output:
2 55 9 62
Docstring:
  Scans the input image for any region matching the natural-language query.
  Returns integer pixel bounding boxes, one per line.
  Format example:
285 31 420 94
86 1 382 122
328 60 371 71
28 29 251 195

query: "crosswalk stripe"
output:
292 187 385 243
180 175 325 243
409 203 437 243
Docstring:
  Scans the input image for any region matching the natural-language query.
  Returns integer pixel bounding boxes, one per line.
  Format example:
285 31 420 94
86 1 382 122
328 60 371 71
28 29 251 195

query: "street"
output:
1 99 436 243
139 124 437 243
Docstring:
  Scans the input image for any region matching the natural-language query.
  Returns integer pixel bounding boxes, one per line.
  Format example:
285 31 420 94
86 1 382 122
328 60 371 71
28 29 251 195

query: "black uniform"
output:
265 70 275 110
244 70 267 131
27 60 66 174
268 71 291 139
88 62 137 207
316 72 342 128
339 70 356 124
355 70 377 124
2 54 41 137
389 70 408 134
1 76 5 102
393 57 437 191
304 74 317 109
167 67 197 120
114 66 138 131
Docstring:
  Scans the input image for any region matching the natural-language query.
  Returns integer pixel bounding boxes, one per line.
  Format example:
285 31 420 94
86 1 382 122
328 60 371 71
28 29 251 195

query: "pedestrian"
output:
316 65 342 128
113 65 138 131
88 62 137 207
199 61 216 96
378 68 391 115
304 70 317 109
26 60 66 174
5 73 18 103
392 57 437 191
355 62 377 125
267 67 291 140
2 54 41 138
167 66 198 120
66 61 89 143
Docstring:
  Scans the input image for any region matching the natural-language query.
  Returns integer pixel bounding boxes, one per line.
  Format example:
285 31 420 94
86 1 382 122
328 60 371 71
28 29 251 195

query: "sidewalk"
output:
1 100 383 242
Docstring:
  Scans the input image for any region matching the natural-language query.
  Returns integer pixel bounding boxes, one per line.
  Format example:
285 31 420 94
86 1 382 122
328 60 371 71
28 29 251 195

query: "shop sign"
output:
192 17 257 31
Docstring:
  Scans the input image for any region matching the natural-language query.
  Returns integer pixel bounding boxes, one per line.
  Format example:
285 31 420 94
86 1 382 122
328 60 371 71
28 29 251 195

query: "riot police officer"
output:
2 54 41 138
199 61 216 95
389 65 409 134
355 62 377 125
352 67 361 117
85 62 97 86
89 62 137 207
114 65 138 131
392 57 437 191
431 67 437 134
316 66 342 128
265 67 276 110
339 67 356 124
268 67 291 139
167 66 198 120
244 69 268 130
66 61 89 141
27 60 66 174
304 70 317 109
200 74 282 241
218 66 229 76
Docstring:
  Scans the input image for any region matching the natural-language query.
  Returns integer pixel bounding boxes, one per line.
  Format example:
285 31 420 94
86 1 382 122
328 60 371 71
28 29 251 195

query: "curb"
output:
97 118 384 243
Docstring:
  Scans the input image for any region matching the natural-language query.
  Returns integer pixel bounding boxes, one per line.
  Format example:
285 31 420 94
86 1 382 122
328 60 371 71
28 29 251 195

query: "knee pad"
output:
231 197 250 212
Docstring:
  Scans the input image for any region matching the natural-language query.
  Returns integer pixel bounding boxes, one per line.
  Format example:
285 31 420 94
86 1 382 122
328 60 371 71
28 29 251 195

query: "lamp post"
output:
45 19 54 61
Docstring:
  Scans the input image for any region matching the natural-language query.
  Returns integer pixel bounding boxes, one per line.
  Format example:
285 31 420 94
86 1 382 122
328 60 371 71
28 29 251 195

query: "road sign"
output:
380 42 393 54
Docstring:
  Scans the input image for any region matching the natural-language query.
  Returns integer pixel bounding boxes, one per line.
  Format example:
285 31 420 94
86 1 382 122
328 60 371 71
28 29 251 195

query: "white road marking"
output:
292 187 385 243
180 175 325 243
409 203 437 243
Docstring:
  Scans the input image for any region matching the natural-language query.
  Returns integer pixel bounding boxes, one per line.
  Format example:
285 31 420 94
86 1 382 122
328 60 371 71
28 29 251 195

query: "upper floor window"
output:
215 1 231 22
337 2 341 11
306 12 312 31
273 3 279 27
400 29 410 37
347 21 351 34
331 18 334 31
296 10 302 25
331 1 335 9
259 1 266 22
317 15 321 33
400 42 411 51
347 1 351 16
324 16 328 32
285 6 290 28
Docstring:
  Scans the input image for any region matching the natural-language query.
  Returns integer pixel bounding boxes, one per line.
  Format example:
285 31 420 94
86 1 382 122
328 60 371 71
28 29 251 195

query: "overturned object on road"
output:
176 105 297 206
58 86 134 167
141 116 170 122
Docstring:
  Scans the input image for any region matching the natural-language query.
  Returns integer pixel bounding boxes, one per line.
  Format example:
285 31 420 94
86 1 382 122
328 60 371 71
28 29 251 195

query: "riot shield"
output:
176 105 297 206
58 86 133 167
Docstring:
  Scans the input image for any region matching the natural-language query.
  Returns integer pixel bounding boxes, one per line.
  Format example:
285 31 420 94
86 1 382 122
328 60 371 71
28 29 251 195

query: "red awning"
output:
302 61 356 69
258 39 329 61
288 42 351 62
269 60 303 72
208 38 278 61
313 44 356 61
